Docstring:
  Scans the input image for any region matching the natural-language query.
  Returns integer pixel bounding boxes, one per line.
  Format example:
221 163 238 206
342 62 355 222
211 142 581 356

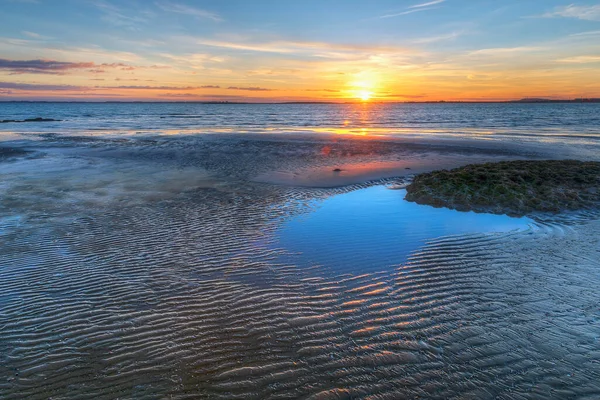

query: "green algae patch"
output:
405 160 600 216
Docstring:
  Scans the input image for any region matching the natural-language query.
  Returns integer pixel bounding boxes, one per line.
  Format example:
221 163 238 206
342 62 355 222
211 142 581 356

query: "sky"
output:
1 0 600 102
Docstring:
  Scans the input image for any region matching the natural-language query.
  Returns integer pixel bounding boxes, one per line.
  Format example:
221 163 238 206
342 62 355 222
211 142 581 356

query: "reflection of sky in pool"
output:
276 186 533 272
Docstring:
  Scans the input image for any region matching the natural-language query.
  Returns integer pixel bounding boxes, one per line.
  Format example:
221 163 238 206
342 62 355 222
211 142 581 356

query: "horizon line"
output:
1 98 600 104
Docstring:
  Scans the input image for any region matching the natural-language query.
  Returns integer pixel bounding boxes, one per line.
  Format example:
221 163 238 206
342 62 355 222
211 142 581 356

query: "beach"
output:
3 0 600 396
1 128 599 399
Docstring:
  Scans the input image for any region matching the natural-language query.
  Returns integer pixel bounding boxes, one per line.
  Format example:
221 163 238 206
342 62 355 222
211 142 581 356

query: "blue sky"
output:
1 0 599 101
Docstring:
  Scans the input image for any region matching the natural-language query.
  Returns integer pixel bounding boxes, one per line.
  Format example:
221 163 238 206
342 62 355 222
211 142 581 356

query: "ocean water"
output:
1 102 600 144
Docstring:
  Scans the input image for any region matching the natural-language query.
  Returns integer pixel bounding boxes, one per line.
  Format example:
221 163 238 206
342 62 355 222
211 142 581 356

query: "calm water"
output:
276 186 533 273
1 102 600 144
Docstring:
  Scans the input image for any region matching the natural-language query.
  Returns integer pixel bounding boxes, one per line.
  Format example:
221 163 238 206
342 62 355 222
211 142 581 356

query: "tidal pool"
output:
276 185 533 272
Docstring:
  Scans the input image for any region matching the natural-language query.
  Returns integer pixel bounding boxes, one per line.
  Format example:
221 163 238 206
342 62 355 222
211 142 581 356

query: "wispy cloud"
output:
0 82 87 91
91 0 149 29
377 8 432 19
156 1 221 22
195 38 409 58
469 46 546 56
409 0 445 9
305 89 340 92
376 0 443 19
156 93 205 98
0 37 144 63
227 86 274 91
0 82 222 92
569 30 600 37
1 59 90 74
412 31 461 44
381 93 426 98
542 4 600 21
106 85 220 90
21 31 52 40
556 55 600 63
0 58 132 74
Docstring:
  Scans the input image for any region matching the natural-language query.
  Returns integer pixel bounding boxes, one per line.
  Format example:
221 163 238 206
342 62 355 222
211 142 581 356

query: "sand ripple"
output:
1 137 599 399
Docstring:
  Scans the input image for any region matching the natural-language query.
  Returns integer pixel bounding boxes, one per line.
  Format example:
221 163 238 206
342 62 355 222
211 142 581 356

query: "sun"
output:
359 90 372 102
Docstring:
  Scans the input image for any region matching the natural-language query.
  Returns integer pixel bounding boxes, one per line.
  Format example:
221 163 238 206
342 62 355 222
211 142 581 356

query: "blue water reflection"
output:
276 186 533 272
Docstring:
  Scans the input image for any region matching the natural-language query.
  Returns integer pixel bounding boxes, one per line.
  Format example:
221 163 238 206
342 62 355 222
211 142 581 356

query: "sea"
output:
1 102 600 145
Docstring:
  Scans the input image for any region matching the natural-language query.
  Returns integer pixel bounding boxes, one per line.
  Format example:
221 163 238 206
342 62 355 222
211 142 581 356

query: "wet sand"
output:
1 133 599 399
255 158 469 187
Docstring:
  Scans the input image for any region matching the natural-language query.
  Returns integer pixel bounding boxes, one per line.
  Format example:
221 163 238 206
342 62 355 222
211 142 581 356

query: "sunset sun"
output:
359 91 372 102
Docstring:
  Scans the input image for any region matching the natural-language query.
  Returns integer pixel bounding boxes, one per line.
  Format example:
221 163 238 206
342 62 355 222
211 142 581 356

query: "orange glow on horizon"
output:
2 65 599 102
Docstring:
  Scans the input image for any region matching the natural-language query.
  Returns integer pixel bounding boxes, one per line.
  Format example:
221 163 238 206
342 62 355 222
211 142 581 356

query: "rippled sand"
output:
1 134 599 399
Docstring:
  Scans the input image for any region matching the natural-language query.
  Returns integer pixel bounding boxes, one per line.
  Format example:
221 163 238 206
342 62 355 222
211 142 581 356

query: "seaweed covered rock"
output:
405 160 600 216
0 146 30 160
0 117 61 123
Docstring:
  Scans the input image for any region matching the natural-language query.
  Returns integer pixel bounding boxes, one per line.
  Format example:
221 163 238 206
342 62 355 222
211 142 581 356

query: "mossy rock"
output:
405 160 600 216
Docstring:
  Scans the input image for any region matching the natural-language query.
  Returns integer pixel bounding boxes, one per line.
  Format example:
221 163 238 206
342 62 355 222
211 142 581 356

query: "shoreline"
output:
4 130 598 189
3 132 599 217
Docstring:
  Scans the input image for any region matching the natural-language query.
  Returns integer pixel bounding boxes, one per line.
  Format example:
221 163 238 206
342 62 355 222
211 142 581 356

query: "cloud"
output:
195 38 409 59
376 0 443 19
382 94 426 98
468 46 546 56
0 38 143 63
556 55 600 63
542 4 600 21
0 59 94 74
569 30 600 37
377 8 432 19
157 93 202 98
155 93 284 102
412 32 461 44
0 58 154 75
0 59 132 75
21 31 51 40
0 82 221 92
305 89 340 92
106 85 221 90
467 74 494 81
0 82 88 91
227 86 274 91
91 0 149 29
156 1 221 21
409 0 445 9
